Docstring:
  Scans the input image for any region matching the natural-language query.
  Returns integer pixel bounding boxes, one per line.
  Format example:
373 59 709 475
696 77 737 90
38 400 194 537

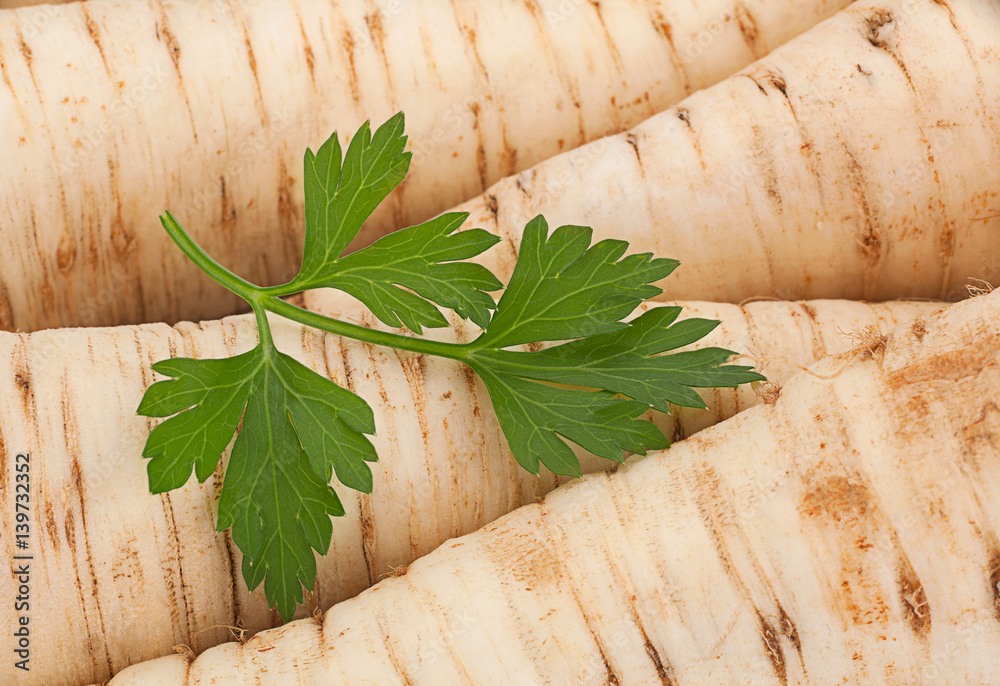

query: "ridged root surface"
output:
0 0 850 331
0 298 937 685
109 291 1000 685
456 0 1000 303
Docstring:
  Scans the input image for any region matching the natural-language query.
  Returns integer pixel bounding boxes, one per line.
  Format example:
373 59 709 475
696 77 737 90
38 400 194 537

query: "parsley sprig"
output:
138 113 764 619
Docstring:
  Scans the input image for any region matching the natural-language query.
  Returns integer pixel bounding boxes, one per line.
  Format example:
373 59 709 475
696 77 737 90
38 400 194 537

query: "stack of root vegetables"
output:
0 0 997 683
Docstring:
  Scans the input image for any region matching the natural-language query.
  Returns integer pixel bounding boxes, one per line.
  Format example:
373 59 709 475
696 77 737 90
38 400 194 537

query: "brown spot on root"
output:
752 124 782 212
939 225 956 290
988 546 1000 621
866 10 918 97
451 16 493 141
0 282 11 330
625 132 642 169
643 635 674 684
18 31 32 63
56 231 77 273
469 101 489 190
0 437 7 515
15 27 46 135
44 500 59 550
911 318 927 342
107 155 134 257
734 3 762 58
64 508 77 553
358 495 377 586
667 416 686 444
462 366 482 420
689 463 810 681
866 10 895 48
221 525 243 631
219 177 236 235
676 108 691 127
296 15 316 86
364 12 395 97
485 193 499 223
599 488 679 684
0 56 26 126
153 6 198 142
651 11 690 95
801 474 872 522
897 558 931 637
675 108 707 170
777 604 802 654
742 73 769 97
418 25 443 91
753 67 820 194
768 74 787 96
341 31 360 102
276 161 301 268
331 336 357 398
81 6 113 79
887 343 995 389
862 8 950 275
757 611 788 685
499 127 517 177
840 145 883 293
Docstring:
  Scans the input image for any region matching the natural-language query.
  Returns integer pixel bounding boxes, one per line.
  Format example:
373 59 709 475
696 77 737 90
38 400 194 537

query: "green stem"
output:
161 212 262 303
252 303 275 351
261 296 471 361
162 212 473 363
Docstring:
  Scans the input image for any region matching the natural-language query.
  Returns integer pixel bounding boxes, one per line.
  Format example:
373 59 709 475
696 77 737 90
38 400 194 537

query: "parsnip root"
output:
0 0 850 331
0 298 936 685
106 290 1000 685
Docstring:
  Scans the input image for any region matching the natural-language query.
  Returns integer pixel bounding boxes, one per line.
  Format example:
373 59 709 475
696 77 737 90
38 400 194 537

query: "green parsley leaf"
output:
476 306 763 414
300 212 502 332
476 215 678 348
140 112 765 622
288 113 501 332
475 367 667 477
466 216 765 476
297 112 411 279
138 353 258 491
139 335 377 620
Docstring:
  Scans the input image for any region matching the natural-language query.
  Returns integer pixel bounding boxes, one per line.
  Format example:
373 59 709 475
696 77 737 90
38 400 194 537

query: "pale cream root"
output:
107 290 1000 685
0 0 850 331
0 0 70 7
0 297 936 685
455 0 1000 304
